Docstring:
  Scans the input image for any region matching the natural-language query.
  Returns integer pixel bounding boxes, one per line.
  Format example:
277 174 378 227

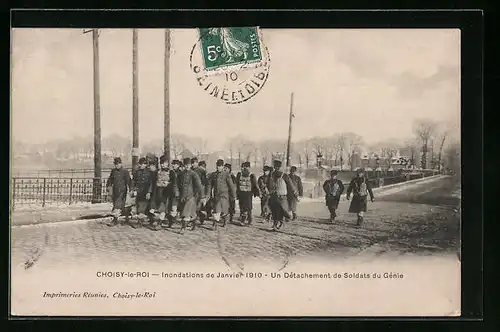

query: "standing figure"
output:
176 158 204 232
106 157 132 226
151 155 179 230
147 156 159 219
191 157 209 224
224 163 237 224
323 170 345 223
287 166 303 221
257 166 272 222
346 168 374 227
235 161 260 225
205 159 237 229
131 157 154 228
267 160 295 231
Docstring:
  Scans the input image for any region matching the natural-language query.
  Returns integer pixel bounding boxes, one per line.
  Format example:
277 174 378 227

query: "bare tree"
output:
437 131 448 172
413 119 437 170
444 141 460 176
340 132 364 170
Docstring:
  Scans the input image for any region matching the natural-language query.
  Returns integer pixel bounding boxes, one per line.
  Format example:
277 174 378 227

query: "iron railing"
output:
11 177 110 209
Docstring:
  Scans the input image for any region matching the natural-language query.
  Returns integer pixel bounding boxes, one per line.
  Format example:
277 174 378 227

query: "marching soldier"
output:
346 168 374 227
191 157 209 224
106 157 132 226
224 163 237 224
267 160 296 231
257 165 272 222
176 158 204 232
287 166 303 220
150 155 179 231
235 161 260 225
323 170 345 223
206 159 236 229
131 157 154 228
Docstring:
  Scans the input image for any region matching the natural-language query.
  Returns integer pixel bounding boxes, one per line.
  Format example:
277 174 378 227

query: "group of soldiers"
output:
106 156 304 232
105 154 375 232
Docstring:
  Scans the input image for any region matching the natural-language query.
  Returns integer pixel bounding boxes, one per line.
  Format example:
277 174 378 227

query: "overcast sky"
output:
11 28 460 150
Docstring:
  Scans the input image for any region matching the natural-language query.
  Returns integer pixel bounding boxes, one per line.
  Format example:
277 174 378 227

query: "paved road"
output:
11 176 460 272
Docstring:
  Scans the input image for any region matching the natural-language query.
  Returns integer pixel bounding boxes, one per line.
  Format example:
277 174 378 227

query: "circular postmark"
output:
189 27 271 105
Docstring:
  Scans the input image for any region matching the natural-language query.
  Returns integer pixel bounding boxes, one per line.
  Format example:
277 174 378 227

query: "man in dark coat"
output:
235 161 260 225
287 166 303 220
147 156 159 218
106 157 132 226
206 159 237 229
323 170 345 223
267 160 296 231
176 158 204 231
191 157 209 224
257 166 272 222
131 157 154 228
346 168 374 227
150 155 179 230
224 163 237 223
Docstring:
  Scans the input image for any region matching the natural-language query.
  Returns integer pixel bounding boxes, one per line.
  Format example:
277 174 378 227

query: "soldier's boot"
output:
190 218 197 231
199 211 205 225
167 214 174 228
356 214 364 227
180 219 187 233
292 212 297 221
221 215 227 228
229 213 234 224
330 210 337 223
108 217 120 227
247 213 253 226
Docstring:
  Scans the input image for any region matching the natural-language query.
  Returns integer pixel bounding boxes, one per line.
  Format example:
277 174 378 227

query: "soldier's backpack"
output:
359 181 368 196
276 173 287 196
331 181 340 197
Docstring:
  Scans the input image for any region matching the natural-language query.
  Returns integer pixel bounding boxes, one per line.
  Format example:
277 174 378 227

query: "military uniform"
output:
205 160 236 227
257 167 272 221
267 161 295 230
177 158 204 231
346 169 374 226
236 162 260 224
287 167 303 220
323 172 345 222
152 158 179 226
192 159 208 222
106 158 132 213
132 163 154 217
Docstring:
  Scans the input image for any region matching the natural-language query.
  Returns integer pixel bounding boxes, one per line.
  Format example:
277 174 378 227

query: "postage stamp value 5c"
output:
199 27 263 71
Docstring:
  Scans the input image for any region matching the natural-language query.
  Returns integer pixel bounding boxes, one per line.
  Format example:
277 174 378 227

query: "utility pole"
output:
84 29 102 204
285 92 294 168
164 29 171 162
132 29 139 171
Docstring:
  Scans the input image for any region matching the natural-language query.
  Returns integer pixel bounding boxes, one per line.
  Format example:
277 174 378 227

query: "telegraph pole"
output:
132 29 139 170
84 29 102 203
164 29 171 162
285 92 294 168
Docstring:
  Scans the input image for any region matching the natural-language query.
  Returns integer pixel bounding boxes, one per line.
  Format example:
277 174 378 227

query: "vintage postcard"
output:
10 27 461 316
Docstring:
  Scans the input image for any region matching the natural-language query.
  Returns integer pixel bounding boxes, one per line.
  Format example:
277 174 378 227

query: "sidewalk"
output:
11 175 445 226
11 203 113 226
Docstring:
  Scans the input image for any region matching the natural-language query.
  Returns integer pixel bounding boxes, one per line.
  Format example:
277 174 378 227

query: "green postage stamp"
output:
199 27 264 71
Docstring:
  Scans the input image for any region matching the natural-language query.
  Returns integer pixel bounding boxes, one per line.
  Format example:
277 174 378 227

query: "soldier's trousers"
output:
270 194 291 222
238 191 253 217
260 196 271 216
287 196 299 214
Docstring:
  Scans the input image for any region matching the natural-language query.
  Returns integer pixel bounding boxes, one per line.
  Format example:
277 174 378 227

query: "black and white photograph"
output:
10 26 461 316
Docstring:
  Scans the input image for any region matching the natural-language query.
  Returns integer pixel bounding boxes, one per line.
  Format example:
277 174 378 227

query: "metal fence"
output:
11 170 439 209
11 177 110 209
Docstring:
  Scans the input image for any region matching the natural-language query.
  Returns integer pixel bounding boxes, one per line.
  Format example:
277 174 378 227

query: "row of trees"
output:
13 119 459 172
